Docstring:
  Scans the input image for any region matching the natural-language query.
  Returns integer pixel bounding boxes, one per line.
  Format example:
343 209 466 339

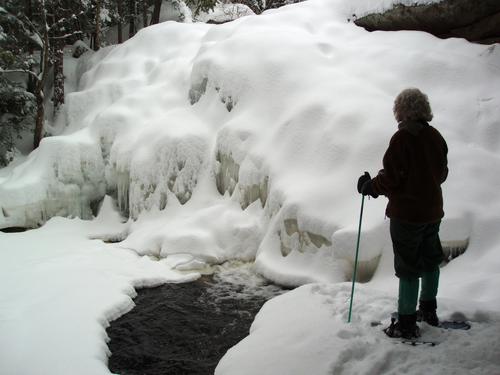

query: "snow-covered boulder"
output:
0 130 105 228
72 40 90 59
354 0 500 44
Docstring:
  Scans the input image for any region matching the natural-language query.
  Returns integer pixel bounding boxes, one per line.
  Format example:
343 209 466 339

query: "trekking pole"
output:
348 193 365 323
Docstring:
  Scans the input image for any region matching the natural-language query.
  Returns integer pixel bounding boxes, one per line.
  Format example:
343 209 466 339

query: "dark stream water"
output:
106 263 284 375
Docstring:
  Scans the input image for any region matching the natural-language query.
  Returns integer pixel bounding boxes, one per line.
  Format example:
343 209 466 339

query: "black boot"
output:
384 313 420 339
417 299 439 327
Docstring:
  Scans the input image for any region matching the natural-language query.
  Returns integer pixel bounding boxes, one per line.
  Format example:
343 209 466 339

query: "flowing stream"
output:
106 262 284 375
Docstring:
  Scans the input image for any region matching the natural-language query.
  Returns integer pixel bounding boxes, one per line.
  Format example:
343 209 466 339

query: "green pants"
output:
398 268 440 314
390 219 444 315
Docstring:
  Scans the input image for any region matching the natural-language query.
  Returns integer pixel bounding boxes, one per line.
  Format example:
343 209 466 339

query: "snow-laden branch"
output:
47 10 85 32
0 68 39 80
49 31 83 40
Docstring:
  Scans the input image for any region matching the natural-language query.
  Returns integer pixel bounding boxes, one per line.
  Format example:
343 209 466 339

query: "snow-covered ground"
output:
0 198 198 375
1 0 500 373
216 283 500 375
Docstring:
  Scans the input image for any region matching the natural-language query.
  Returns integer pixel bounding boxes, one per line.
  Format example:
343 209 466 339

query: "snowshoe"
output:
383 312 420 340
417 299 439 326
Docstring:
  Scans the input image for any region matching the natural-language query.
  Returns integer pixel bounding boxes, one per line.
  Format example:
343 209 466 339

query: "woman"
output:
357 88 448 339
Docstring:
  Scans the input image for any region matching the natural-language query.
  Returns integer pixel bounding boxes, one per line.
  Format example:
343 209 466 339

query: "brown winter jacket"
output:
371 120 448 223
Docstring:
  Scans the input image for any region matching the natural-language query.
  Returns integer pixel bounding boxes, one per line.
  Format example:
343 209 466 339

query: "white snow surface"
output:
0 197 198 375
216 283 500 375
339 0 444 19
1 0 500 373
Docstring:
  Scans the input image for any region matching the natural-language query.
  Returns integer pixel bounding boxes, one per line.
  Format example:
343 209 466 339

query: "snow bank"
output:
216 283 500 375
0 199 197 375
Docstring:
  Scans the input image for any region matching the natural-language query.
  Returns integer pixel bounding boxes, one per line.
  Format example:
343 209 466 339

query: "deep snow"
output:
1 0 500 373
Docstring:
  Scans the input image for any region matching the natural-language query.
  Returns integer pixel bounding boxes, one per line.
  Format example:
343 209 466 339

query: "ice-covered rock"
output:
71 40 90 59
0 130 105 228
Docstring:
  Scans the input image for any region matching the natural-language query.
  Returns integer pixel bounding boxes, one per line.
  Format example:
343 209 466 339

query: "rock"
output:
354 0 500 44
72 40 90 58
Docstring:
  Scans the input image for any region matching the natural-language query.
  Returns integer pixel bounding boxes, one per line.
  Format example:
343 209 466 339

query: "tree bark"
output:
34 3 50 149
52 40 64 117
26 0 37 94
128 0 136 38
95 0 101 50
25 0 33 38
117 0 123 43
150 0 162 25
142 0 148 27
34 87 45 149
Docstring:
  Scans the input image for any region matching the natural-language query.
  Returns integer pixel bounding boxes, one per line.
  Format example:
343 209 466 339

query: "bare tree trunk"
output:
95 0 101 50
150 0 162 25
128 0 136 38
117 0 123 43
34 2 50 149
25 0 37 94
52 39 64 117
34 87 45 149
142 0 148 27
25 0 33 43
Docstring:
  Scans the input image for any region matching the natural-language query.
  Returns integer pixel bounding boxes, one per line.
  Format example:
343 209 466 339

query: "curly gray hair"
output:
393 88 433 123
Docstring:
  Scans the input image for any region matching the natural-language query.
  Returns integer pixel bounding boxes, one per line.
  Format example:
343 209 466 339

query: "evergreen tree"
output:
0 1 92 151
0 76 35 166
0 6 36 165
0 3 49 150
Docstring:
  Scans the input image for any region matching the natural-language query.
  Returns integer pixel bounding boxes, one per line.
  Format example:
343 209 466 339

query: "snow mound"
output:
0 129 105 228
216 283 500 375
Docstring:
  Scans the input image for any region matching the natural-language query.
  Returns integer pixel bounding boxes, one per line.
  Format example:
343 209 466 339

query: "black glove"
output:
361 179 379 198
357 172 379 198
357 172 371 193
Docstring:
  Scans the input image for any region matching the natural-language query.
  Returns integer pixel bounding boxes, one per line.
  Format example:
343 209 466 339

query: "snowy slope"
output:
1 0 500 373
